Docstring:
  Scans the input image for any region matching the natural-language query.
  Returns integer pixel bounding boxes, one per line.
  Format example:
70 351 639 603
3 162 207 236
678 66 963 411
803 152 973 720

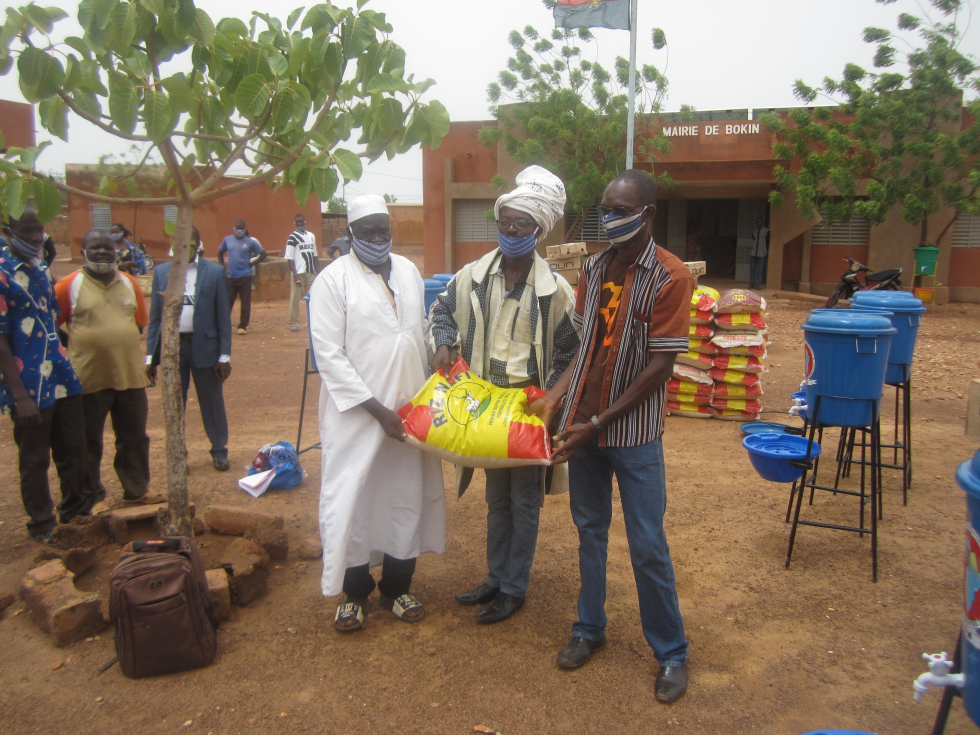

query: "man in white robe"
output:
308 194 446 632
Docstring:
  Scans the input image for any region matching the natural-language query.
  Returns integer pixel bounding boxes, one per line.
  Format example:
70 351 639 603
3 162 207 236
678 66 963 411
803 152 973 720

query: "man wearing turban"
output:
308 194 446 632
429 165 581 624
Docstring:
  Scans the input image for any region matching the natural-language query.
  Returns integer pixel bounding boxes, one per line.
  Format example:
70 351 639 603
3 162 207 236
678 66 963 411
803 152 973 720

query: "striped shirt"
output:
285 230 318 274
558 237 693 447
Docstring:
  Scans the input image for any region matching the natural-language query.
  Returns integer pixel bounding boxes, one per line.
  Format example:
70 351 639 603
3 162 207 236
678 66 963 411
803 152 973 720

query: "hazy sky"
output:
1 0 977 204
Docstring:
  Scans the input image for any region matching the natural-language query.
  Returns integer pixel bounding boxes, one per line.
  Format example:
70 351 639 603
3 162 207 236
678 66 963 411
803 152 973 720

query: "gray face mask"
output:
234 228 247 238
85 256 114 274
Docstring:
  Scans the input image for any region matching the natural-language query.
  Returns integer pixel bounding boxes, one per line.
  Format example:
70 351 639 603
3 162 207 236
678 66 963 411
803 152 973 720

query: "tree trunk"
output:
161 203 195 537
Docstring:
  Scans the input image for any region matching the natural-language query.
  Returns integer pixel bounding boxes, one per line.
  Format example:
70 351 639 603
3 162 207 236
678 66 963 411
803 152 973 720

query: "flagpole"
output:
625 0 639 169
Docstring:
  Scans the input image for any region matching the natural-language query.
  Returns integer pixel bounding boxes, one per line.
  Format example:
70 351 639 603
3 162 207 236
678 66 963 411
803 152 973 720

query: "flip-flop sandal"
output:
334 599 365 632
380 593 425 623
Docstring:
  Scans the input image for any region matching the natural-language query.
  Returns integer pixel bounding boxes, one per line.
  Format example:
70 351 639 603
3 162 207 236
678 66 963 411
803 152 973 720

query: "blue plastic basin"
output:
432 273 454 284
743 434 822 483
850 292 926 385
740 422 796 436
802 311 896 428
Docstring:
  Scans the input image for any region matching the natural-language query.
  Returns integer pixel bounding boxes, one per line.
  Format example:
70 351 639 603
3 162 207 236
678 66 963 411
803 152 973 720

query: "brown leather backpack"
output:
109 537 218 679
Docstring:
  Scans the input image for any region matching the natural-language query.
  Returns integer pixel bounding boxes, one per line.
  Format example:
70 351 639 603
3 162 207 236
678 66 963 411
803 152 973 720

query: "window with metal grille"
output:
952 213 980 248
570 207 610 244
163 204 178 224
810 206 870 246
90 203 111 229
455 199 496 242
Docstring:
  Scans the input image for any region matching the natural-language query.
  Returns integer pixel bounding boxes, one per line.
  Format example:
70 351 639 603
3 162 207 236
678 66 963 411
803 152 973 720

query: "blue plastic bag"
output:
247 441 305 490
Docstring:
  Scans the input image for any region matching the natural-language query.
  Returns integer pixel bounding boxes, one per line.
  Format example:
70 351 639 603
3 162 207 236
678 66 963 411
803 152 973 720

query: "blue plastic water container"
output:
743 434 821 482
432 273 454 284
956 449 980 726
739 421 797 437
801 311 896 428
850 292 926 385
423 279 444 315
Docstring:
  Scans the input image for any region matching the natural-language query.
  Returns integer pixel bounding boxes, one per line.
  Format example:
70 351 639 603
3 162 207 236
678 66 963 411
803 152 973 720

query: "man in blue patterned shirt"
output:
0 207 88 544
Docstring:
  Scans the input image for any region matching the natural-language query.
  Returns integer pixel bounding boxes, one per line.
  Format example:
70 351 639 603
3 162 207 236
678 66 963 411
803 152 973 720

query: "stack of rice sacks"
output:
667 287 768 421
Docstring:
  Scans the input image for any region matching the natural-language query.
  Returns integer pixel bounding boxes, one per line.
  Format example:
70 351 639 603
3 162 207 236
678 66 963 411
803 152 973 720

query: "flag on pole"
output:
554 0 631 31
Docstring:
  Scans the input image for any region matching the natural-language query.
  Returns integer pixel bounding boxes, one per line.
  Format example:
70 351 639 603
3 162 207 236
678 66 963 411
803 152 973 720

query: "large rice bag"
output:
712 355 765 374
667 400 713 419
667 391 711 405
667 378 714 396
713 381 763 397
711 408 761 422
675 351 715 371
714 313 767 332
690 308 714 325
691 286 720 313
715 289 767 314
711 331 767 350
709 368 761 386
672 363 713 385
398 358 551 468
689 324 714 339
710 397 762 412
689 339 717 355
714 342 768 358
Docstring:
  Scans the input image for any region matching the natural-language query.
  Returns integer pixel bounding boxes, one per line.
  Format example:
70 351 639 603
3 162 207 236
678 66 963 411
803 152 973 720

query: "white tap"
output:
913 652 964 701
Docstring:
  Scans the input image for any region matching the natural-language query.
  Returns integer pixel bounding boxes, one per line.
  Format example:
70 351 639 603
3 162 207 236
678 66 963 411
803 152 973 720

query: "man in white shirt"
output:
145 227 233 471
285 214 319 332
749 216 770 290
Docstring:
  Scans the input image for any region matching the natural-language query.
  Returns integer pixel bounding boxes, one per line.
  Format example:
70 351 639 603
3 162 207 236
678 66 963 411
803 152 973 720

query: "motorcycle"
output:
825 257 903 307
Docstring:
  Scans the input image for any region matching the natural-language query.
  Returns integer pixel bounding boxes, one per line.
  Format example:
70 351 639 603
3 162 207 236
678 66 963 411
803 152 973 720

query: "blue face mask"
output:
110 232 124 242
7 233 42 263
601 206 648 244
351 235 392 266
497 229 539 258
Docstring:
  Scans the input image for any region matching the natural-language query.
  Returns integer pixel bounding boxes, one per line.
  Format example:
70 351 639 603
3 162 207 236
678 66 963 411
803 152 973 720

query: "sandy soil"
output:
0 295 979 735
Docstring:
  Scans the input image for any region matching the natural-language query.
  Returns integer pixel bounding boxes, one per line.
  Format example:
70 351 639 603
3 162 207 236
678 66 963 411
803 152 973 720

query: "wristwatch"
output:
590 415 603 430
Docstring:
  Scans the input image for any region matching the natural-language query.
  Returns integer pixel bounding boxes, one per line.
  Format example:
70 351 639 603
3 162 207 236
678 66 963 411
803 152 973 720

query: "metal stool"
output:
786 394 884 581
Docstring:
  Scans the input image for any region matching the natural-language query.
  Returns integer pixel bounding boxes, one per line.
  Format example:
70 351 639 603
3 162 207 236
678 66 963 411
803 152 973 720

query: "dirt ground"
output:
1 292 979 735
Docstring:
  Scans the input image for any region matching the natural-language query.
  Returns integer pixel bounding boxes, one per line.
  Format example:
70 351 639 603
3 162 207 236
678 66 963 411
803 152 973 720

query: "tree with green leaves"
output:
0 0 449 535
761 0 980 250
479 0 671 240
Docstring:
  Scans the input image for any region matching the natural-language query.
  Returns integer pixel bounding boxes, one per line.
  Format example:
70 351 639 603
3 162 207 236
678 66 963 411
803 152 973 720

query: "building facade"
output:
423 109 980 303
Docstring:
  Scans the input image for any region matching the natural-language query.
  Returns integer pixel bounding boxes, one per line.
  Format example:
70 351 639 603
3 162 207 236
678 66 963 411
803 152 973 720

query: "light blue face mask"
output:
497 229 539 258
351 235 392 266
110 232 124 242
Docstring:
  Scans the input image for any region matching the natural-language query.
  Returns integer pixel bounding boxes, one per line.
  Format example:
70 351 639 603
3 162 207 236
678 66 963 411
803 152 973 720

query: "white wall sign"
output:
662 122 763 137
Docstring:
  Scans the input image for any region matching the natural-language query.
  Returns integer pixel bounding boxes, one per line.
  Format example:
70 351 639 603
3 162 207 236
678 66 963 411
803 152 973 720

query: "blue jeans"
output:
749 255 766 289
485 465 541 597
568 433 688 665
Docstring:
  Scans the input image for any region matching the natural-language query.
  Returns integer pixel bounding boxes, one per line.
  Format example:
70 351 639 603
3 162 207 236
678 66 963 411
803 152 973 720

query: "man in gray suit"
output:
145 227 233 471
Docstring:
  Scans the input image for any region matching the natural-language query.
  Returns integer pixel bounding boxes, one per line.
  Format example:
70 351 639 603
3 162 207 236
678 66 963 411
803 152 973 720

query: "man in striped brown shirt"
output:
530 169 694 703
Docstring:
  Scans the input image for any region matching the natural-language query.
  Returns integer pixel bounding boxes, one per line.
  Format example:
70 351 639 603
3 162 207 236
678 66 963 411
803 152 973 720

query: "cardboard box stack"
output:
667 287 769 421
545 242 589 286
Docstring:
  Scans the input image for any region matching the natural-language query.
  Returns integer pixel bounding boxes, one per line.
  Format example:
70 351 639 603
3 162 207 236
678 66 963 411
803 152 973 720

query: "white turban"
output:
493 165 566 238
348 194 389 223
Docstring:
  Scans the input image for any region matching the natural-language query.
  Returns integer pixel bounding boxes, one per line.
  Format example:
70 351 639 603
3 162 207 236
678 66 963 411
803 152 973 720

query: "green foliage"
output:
767 0 980 247
482 0 672 232
0 0 448 221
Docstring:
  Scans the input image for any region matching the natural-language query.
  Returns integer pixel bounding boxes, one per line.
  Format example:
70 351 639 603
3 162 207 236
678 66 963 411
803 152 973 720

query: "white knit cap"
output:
347 194 389 223
493 165 566 238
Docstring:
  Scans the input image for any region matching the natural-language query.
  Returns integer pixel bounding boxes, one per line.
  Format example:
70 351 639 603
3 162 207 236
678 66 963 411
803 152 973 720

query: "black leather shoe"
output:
213 455 230 472
655 663 688 703
556 635 606 669
455 583 499 606
475 592 524 624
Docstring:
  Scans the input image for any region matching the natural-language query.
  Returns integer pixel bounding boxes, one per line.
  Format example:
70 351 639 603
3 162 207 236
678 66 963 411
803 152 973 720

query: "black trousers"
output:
179 338 229 458
228 275 252 329
82 388 150 502
343 554 417 600
11 393 89 536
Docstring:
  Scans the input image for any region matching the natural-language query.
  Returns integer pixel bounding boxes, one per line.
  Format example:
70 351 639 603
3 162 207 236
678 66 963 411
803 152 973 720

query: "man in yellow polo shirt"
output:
55 230 164 507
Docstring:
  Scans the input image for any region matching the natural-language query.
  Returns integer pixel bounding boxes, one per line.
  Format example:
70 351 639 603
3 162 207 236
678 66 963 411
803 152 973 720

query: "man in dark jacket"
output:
145 227 233 471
